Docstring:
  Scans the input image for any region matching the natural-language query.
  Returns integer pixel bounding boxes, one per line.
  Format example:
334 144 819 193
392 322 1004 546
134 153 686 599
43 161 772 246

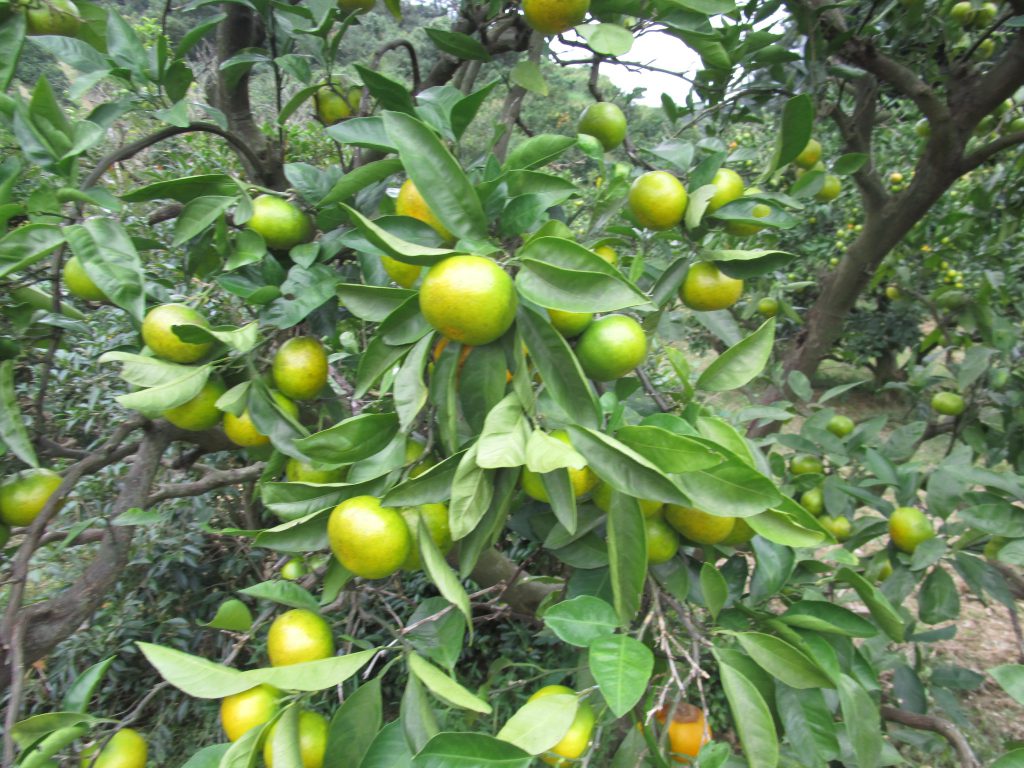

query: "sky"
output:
553 29 701 107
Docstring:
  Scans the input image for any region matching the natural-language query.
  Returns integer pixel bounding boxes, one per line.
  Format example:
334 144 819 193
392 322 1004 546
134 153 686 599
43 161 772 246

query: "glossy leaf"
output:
735 632 834 689
293 413 399 465
701 562 728 620
588 634 654 717
991 665 1024 706
238 580 320 612
542 595 619 647
201 598 254 632
838 674 882 768
0 360 38 467
696 318 776 392
411 733 531 768
567 427 689 506
496 693 578 755
779 601 878 638
64 219 146 321
325 679 382 768
0 223 64 279
407 653 492 713
769 94 813 172
716 656 779 768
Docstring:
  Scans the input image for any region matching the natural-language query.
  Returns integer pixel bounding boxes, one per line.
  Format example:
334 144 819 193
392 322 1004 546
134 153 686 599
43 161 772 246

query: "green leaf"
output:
580 23 634 56
401 671 440 753
137 642 251 698
64 219 146 322
709 249 795 279
696 318 775 391
775 685 839 766
338 284 415 322
700 562 728 620
407 652 492 713
356 64 416 115
180 744 231 768
543 595 619 647
238 580 320 612
605 491 649 625
734 632 834 689
504 135 577 171
835 567 905 642
115 363 211 417
615 425 723 474
62 656 115 713
245 651 377 692
0 360 38 467
918 567 960 624
715 656 779 768
395 335 432 430
991 665 1024 705
676 461 782 518
838 674 882 768
121 174 239 203
991 749 1024 768
425 27 491 61
448 444 494 540
201 598 254 632
383 111 487 241
779 601 878 638
497 693 578 755
510 60 548 95
360 721 413 768
747 509 826 548
832 153 868 175
0 14 25 91
477 394 529 469
319 159 403 206
411 733 531 768
588 634 654 717
340 204 455 265
417 515 472 626
0 223 65 279
769 94 814 172
516 237 651 313
294 413 399 466
325 679 382 768
517 305 600 429
172 195 236 246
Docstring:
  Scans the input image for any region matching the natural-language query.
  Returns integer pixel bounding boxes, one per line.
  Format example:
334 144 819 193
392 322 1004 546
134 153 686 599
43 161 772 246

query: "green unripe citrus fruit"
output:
87 728 147 768
794 138 822 169
162 378 226 431
575 314 648 381
680 262 743 311
266 608 334 666
141 304 214 364
889 506 934 553
0 468 63 527
25 0 81 36
826 414 855 438
756 297 779 317
400 502 452 570
931 391 965 416
286 459 346 484
628 171 687 230
548 308 593 338
706 168 745 213
592 481 663 518
521 430 598 501
263 710 329 768
522 0 589 35
223 391 299 448
247 195 314 251
664 505 735 545
800 487 824 516
646 515 680 564
273 336 329 401
63 256 106 302
593 245 619 266
220 685 281 742
314 82 362 124
396 179 453 243
791 454 824 476
528 686 595 763
577 102 627 151
327 495 411 579
820 515 852 541
815 174 842 202
419 255 517 346
381 255 421 288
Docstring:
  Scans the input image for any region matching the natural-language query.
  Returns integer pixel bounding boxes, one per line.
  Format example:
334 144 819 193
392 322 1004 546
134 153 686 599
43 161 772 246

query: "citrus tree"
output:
2 0 1024 766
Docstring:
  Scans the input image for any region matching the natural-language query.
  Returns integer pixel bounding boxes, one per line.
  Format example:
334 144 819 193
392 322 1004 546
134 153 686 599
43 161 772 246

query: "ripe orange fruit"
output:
314 82 362 124
267 609 335 667
396 179 453 243
220 684 282 742
548 308 593 338
815 175 842 202
223 391 299 448
286 458 346 484
25 0 81 36
577 102 627 151
593 245 619 266
381 254 421 288
575 314 648 381
522 430 598 501
247 195 314 251
327 495 412 579
706 168 745 213
419 255 517 346
141 304 213 363
794 138 822 169
592 481 663 517
889 506 934 554
522 0 589 35
931 392 965 416
0 468 63 527
162 378 226 431
400 502 452 570
63 256 106 302
263 710 329 768
85 728 147 768
628 171 687 230
528 686 595 765
646 515 680 565
656 702 711 762
664 505 735 545
272 336 329 401
680 262 743 311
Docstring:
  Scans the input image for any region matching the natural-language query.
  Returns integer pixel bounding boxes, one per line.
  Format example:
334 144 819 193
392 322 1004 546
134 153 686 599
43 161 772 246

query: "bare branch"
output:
960 130 1024 173
147 463 265 505
881 706 981 768
370 40 421 91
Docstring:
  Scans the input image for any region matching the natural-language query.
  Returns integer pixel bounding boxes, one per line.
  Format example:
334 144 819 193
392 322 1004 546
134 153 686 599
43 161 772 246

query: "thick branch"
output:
147 463 265 505
881 706 980 768
370 40 421 92
960 130 1024 173
468 548 560 618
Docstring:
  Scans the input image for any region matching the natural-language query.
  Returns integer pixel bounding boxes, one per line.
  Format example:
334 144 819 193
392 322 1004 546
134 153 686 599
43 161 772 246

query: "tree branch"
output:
881 706 980 768
468 548 560 618
147 463 265 505
960 130 1024 173
370 40 421 92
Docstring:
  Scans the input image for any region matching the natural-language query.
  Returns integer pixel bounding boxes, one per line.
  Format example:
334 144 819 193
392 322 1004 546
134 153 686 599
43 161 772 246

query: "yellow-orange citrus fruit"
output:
664 505 735 545
327 495 412 579
706 168 745 213
281 557 307 580
0 468 62 527
815 174 842 202
820 515 852 541
162 378 226 431
223 391 299 448
593 245 619 266
592 482 663 518
756 297 779 317
419 255 517 346
273 336 329 401
87 728 147 768
314 82 362 124
646 515 680 565
628 171 687 230
381 254 421 288
522 0 589 35
396 179 453 243
400 502 452 570
220 685 281 742
141 304 213 363
656 702 711 762
528 686 595 765
263 710 329 768
889 506 934 553
794 138 822 169
522 430 598 501
267 608 335 666
680 262 743 312
575 314 647 381
719 517 755 546
25 0 81 36
548 308 593 338
286 458 346 484
63 256 106 302
577 102 627 151
405 437 437 478
247 195 314 251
